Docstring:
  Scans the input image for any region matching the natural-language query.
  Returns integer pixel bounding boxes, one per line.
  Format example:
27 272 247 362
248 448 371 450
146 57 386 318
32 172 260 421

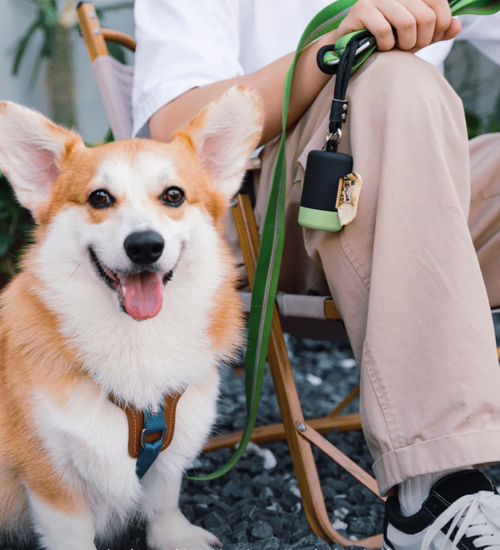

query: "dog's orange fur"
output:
0 274 89 518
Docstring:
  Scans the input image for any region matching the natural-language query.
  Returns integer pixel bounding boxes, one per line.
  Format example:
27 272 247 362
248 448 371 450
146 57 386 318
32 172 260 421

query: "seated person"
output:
133 2 500 549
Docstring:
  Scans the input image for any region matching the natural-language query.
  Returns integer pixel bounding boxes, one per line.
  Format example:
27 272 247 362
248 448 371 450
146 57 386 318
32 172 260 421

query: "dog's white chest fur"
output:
33 362 219 537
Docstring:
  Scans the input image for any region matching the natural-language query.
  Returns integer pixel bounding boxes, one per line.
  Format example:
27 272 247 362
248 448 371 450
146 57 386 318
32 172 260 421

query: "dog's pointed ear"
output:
0 102 83 213
174 85 263 200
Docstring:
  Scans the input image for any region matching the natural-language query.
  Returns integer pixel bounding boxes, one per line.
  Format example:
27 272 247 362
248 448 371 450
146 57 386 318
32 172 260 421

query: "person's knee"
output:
351 49 462 113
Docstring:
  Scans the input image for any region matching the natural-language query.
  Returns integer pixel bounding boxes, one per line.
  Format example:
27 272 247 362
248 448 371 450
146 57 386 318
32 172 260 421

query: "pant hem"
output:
373 429 500 496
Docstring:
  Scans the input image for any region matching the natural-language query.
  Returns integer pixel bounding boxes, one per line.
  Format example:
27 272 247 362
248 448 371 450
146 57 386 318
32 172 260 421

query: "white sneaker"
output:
383 470 500 550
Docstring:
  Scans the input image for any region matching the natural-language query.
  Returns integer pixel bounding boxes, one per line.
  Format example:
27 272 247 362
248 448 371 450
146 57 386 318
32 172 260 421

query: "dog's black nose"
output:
124 231 165 265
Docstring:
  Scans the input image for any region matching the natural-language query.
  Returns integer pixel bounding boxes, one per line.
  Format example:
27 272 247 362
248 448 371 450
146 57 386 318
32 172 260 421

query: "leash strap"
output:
136 405 166 479
190 0 500 482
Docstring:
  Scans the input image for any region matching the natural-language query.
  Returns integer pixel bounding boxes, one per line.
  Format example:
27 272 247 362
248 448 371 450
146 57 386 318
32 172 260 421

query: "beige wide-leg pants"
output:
252 50 500 495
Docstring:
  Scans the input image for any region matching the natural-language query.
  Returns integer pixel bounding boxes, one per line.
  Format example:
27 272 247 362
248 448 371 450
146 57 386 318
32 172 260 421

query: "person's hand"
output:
335 0 461 52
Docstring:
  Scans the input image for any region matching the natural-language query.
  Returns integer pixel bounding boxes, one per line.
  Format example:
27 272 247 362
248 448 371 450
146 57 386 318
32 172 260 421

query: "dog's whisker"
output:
66 262 82 283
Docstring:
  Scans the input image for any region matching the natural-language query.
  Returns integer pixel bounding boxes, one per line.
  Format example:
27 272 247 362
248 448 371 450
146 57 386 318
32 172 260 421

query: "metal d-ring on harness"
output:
109 390 184 480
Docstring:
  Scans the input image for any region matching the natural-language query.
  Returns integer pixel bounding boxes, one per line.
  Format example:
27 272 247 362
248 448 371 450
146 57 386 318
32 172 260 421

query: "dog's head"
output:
0 86 262 321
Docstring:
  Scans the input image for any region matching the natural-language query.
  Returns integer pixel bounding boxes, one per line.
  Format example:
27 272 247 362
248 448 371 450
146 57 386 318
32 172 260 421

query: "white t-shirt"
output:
132 0 500 137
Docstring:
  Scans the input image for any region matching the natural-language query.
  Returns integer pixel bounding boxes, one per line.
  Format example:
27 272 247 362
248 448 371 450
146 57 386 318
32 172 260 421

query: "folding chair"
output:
75 3 390 546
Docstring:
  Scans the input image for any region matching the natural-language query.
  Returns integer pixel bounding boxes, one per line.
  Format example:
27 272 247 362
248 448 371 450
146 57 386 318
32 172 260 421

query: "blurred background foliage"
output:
0 2 499 285
445 41 500 138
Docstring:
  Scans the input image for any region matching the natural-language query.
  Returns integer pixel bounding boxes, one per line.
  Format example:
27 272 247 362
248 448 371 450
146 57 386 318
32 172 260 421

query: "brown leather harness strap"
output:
109 390 185 459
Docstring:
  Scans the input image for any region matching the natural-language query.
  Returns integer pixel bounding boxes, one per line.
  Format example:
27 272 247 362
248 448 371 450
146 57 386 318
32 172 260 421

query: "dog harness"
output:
109 390 184 479
188 0 500 481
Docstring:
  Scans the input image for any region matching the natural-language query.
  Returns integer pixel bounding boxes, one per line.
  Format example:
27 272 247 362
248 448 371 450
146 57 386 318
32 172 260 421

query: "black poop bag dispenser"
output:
298 35 366 231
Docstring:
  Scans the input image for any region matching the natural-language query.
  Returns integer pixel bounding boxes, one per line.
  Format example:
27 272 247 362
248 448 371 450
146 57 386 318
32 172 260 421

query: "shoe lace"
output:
422 491 500 550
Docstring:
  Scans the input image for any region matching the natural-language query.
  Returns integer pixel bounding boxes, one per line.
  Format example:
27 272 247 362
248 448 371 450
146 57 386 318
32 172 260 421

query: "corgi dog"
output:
0 86 263 550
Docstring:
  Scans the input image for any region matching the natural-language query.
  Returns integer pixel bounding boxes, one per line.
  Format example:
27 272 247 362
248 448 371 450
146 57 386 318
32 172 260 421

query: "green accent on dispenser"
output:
298 206 342 232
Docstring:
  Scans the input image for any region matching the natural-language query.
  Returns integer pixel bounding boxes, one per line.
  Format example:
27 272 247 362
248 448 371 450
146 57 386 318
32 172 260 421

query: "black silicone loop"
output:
317 44 338 75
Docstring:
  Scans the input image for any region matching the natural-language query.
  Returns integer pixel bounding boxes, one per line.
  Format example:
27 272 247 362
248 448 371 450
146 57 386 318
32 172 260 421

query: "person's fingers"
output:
337 1 397 51
398 0 437 49
336 0 460 53
376 0 418 50
442 17 462 40
421 0 452 40
363 7 398 50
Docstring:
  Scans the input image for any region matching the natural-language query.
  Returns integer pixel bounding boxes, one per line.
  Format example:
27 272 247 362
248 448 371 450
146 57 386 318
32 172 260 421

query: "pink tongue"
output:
120 272 164 320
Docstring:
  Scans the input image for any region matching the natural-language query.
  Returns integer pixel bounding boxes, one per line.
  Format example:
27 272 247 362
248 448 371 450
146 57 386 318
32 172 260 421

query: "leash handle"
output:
319 0 500 71
189 0 500 482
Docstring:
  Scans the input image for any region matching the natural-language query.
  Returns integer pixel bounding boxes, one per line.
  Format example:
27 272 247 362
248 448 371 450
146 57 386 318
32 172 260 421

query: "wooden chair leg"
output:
204 412 361 452
328 385 360 418
231 193 384 548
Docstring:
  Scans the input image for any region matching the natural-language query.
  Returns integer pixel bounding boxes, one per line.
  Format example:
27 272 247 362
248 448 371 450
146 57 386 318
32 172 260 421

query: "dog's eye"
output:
88 189 114 209
160 186 185 207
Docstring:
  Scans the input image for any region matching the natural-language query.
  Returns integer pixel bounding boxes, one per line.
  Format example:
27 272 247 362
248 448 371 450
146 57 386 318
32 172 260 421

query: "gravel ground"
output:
5 320 500 550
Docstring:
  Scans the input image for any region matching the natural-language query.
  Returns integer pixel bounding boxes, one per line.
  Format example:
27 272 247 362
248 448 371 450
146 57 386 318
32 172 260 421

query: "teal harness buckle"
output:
136 405 167 479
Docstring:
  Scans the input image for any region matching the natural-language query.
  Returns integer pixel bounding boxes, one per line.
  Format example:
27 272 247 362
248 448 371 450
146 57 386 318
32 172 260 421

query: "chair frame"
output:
77 2 386 546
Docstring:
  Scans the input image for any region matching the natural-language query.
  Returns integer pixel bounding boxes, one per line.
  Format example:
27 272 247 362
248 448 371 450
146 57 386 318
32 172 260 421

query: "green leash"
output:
190 0 500 482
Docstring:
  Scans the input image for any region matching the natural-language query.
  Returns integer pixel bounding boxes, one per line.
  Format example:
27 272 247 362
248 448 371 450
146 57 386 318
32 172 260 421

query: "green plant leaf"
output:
485 94 500 134
105 128 115 143
107 41 127 65
12 20 41 75
465 110 482 140
30 49 46 88
0 235 16 257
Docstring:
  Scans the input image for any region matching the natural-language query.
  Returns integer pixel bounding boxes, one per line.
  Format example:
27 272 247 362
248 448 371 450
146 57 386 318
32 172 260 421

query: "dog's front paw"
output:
147 512 222 550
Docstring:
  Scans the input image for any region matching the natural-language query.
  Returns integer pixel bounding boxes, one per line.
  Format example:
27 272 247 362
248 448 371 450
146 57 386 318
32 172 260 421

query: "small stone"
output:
202 511 225 529
306 373 323 386
349 516 377 535
253 472 274 487
288 481 301 498
246 441 278 470
332 518 348 530
338 358 357 368
233 520 249 543
291 524 310 540
260 486 274 500
290 534 330 550
322 485 338 500
255 536 280 550
251 520 274 540
334 507 350 519
211 523 232 539
329 479 349 493
261 448 278 470
240 504 258 521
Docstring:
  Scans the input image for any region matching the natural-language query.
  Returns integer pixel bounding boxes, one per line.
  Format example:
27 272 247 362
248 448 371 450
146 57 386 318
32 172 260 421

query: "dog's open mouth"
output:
89 248 173 321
